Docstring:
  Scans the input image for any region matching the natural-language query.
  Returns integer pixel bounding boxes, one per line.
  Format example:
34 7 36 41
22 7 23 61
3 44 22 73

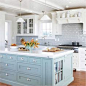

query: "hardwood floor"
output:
0 71 86 86
69 71 86 86
0 82 11 86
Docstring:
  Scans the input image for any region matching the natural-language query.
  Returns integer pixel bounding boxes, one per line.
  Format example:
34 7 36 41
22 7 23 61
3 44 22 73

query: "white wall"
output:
0 11 5 49
5 14 17 44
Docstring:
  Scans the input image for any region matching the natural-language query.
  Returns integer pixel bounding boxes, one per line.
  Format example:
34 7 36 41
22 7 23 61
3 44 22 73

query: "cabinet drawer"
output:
18 56 28 62
0 54 6 62
18 63 41 76
80 57 86 62
6 54 17 61
29 57 41 65
80 62 86 69
17 73 41 85
0 71 16 81
0 62 17 71
79 48 86 54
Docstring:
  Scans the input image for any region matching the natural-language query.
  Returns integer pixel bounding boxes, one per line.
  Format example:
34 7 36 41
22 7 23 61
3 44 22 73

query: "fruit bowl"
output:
10 44 18 51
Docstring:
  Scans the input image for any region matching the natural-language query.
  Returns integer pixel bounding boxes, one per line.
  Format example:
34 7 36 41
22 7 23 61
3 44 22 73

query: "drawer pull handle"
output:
6 64 8 66
85 64 86 66
10 57 12 59
21 58 23 60
27 78 31 81
6 73 8 76
33 59 36 62
0 56 3 58
27 68 31 70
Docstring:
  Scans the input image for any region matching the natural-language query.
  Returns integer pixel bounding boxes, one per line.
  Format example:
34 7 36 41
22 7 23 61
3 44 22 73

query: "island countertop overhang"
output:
0 48 74 59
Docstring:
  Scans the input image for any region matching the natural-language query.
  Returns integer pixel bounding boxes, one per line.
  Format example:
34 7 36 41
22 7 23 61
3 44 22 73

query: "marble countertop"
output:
0 46 74 59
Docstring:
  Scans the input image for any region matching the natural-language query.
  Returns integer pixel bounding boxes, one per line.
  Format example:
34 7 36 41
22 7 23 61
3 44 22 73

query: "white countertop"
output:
0 46 74 59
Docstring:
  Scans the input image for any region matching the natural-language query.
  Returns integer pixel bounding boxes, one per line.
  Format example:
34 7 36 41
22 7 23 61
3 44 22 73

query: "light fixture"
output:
40 0 51 21
16 0 25 22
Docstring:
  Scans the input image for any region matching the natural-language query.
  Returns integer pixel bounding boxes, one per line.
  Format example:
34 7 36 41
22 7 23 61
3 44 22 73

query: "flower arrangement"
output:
23 39 40 50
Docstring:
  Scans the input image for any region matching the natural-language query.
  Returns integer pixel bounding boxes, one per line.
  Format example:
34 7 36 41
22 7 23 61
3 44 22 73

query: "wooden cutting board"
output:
42 50 63 52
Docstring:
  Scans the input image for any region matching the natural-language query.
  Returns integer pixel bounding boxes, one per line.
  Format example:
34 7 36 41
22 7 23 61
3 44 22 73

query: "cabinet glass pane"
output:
54 60 63 84
17 22 21 34
23 19 27 34
29 19 33 34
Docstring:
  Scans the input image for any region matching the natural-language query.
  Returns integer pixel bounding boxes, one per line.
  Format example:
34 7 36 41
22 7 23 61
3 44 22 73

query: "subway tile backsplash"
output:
16 23 86 46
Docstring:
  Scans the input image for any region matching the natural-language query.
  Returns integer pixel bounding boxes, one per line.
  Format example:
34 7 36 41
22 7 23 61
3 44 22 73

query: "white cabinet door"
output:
79 48 86 71
73 53 79 69
55 24 62 35
51 13 62 36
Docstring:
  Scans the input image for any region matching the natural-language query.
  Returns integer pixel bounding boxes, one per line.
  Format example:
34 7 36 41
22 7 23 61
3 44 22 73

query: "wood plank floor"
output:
69 71 86 86
0 71 86 86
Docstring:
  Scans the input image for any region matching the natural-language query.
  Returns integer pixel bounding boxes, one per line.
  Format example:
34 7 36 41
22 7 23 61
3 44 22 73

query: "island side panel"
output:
42 58 54 86
64 54 74 86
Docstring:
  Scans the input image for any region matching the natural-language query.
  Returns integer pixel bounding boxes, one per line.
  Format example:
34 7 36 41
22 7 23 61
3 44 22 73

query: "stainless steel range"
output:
58 44 82 53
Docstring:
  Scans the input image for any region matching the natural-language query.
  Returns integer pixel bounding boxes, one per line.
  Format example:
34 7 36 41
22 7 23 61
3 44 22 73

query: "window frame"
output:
38 21 55 39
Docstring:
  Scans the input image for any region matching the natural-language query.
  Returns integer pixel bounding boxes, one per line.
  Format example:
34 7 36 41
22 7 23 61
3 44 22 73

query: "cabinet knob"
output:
85 64 86 66
0 56 3 58
21 58 23 60
33 59 36 62
27 67 31 70
27 78 31 81
6 64 8 66
6 73 8 76
10 57 12 59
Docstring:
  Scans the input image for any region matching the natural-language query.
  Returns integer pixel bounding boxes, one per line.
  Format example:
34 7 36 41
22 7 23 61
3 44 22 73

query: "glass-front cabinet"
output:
17 15 38 35
28 19 33 34
23 19 27 34
17 22 21 34
54 57 64 85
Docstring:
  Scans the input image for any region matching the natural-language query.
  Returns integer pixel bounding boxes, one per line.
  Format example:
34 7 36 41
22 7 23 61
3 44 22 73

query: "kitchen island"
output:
0 47 74 86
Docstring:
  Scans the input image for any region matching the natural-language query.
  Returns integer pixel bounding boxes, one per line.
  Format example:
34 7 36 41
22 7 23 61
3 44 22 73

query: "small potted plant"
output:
23 39 40 52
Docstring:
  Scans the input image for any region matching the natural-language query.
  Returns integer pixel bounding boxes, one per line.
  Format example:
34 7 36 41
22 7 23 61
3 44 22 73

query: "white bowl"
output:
10 46 18 49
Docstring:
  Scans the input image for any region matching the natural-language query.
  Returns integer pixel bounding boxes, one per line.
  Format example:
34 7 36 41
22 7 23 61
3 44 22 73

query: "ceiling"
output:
0 0 86 16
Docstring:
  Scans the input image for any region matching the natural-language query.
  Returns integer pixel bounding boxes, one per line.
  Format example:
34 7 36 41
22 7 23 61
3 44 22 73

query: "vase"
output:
25 46 33 53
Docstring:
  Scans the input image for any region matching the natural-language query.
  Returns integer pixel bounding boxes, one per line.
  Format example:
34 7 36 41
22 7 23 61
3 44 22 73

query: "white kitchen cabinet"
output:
73 53 79 69
51 12 62 35
17 15 39 36
79 48 86 71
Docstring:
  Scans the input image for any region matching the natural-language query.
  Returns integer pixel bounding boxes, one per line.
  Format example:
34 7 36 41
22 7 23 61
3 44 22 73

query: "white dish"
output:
10 46 18 49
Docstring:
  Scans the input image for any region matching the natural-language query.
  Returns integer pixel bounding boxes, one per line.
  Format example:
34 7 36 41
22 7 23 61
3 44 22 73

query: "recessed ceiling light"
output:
66 5 69 8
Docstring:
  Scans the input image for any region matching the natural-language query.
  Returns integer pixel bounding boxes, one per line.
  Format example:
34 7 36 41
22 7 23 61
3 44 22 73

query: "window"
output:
42 22 52 37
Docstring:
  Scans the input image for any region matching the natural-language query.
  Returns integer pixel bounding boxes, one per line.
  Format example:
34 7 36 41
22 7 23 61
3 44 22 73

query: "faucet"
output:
42 36 47 46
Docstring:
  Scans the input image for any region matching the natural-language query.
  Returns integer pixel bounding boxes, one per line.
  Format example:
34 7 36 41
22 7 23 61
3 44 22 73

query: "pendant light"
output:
40 0 51 21
16 0 25 22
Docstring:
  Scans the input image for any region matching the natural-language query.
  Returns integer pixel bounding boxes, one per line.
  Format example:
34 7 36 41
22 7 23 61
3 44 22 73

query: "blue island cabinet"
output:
0 53 74 86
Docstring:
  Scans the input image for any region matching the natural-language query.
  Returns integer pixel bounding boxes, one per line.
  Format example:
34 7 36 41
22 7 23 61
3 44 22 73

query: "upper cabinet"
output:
17 15 39 36
51 12 62 35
